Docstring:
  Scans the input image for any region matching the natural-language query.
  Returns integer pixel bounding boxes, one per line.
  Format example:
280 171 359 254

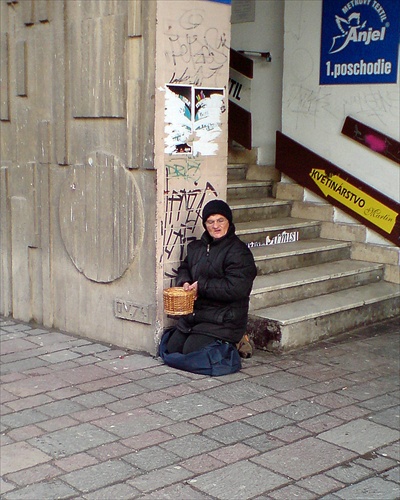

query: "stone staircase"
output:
227 161 400 352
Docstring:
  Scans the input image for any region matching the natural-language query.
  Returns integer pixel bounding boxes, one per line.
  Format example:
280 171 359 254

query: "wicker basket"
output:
163 287 196 315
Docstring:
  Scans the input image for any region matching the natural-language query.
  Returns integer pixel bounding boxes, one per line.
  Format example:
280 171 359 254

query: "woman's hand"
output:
183 281 198 299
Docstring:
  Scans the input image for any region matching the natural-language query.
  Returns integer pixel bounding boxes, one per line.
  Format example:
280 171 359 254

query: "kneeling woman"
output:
167 199 257 355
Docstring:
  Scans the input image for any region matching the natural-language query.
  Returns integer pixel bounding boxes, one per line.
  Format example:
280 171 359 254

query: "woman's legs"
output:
182 333 214 354
166 329 214 354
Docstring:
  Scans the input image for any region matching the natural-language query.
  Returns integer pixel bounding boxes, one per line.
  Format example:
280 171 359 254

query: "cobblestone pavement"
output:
1 315 399 499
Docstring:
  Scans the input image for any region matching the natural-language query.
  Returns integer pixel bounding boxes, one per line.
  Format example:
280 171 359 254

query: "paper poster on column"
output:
193 88 224 156
164 85 224 156
165 85 193 154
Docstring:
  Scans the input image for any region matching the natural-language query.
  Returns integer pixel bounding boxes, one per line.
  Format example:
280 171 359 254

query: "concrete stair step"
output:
227 179 273 199
227 163 247 181
250 259 384 309
251 238 352 275
230 198 292 222
235 217 321 244
248 281 400 351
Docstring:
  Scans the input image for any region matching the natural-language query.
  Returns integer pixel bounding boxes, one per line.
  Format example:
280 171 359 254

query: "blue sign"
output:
320 0 400 85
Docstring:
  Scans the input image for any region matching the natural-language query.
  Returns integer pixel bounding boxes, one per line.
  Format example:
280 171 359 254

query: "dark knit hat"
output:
202 199 233 226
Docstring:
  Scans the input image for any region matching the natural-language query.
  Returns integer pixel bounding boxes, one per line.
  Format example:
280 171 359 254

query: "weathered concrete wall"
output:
0 0 158 353
154 1 232 336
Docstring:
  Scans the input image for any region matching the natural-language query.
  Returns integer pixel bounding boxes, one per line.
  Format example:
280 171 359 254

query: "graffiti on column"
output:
162 181 218 266
165 8 229 86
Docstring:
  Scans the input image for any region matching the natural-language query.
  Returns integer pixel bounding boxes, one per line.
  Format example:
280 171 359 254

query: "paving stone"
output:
139 481 213 499
204 421 261 445
139 389 172 404
297 473 344 495
268 484 317 499
77 375 130 393
127 465 193 493
94 408 173 438
269 424 311 443
334 476 399 499
298 413 343 434
0 478 15 495
189 414 226 430
215 405 257 421
148 393 227 421
2 480 78 499
6 424 44 441
71 390 118 409
312 392 356 409
1 338 37 355
378 442 400 461
244 433 282 452
97 353 160 372
325 462 373 484
162 383 196 398
1 358 50 376
206 380 273 406
1 441 51 475
61 459 138 493
37 399 85 418
354 451 397 472
244 411 294 432
121 430 173 451
307 378 351 394
358 393 400 411
273 399 328 421
28 423 118 457
328 405 370 421
5 393 52 411
252 437 356 480
163 421 201 437
87 441 132 460
135 372 193 391
381 467 400 484
288 363 349 382
2 374 70 397
276 387 316 401
55 365 114 385
5 463 61 486
367 406 400 430
1 408 49 429
70 406 115 423
250 371 312 392
36 415 79 432
181 453 225 473
243 395 285 412
209 443 259 464
105 395 148 413
82 483 141 499
38 350 82 363
160 434 221 459
318 418 399 454
103 381 148 399
70 343 111 355
192 460 288 499
54 452 99 472
123 445 180 471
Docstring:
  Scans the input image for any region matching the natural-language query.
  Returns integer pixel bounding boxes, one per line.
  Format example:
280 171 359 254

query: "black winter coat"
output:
175 223 257 344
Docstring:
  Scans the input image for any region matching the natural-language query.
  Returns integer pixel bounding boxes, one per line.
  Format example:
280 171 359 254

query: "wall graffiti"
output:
162 181 218 268
164 9 229 86
166 158 202 184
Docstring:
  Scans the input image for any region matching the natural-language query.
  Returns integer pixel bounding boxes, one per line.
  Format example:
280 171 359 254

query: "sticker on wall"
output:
165 85 224 156
319 0 400 85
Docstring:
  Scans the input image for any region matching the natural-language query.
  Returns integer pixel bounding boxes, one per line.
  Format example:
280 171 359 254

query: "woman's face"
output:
205 213 229 239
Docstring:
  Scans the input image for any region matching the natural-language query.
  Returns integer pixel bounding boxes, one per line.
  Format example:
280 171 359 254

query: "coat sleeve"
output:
198 243 257 302
175 254 193 287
